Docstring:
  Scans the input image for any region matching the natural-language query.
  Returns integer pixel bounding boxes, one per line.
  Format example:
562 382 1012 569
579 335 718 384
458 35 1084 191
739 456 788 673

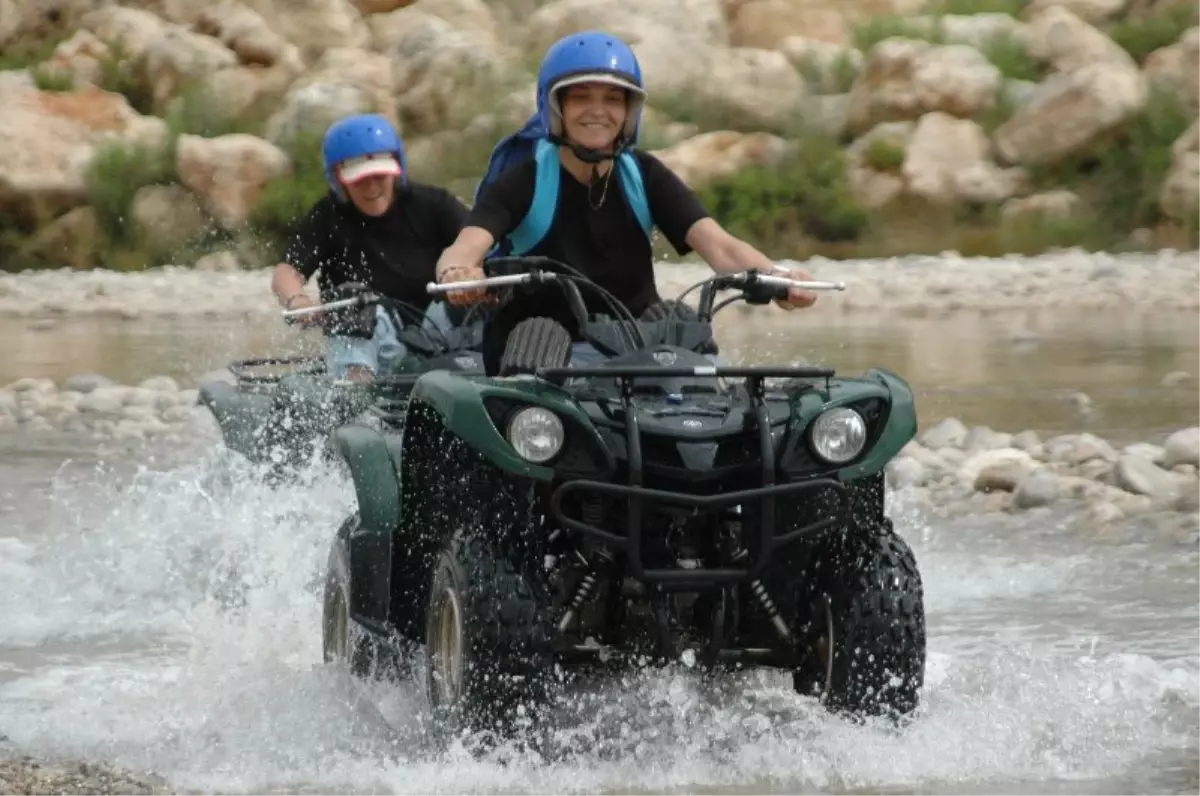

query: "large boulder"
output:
372 8 520 135
650 131 791 189
523 0 729 53
1143 26 1200 110
264 46 397 145
1159 119 1199 223
0 83 167 223
1019 4 1137 72
993 61 1146 165
902 111 1025 204
239 0 370 61
845 39 1002 136
175 133 291 229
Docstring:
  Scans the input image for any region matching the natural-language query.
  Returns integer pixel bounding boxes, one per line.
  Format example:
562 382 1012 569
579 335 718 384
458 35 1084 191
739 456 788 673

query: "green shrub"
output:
248 131 329 259
84 137 177 246
980 31 1043 81
697 128 869 255
1028 84 1193 242
96 39 154 115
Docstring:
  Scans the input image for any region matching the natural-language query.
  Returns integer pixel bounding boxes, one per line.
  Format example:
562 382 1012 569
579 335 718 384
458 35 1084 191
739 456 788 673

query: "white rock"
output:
139 376 179 393
78 386 128 414
963 448 1038 490
1123 442 1166 465
1014 468 1062 508
63 373 115 394
994 61 1146 166
920 416 969 449
847 39 1002 136
1114 454 1182 503
887 457 928 489
1163 427 1200 469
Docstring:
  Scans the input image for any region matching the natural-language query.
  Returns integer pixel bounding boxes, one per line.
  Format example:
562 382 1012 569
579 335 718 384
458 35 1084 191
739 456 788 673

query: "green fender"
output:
407 370 605 481
329 423 401 625
839 368 917 481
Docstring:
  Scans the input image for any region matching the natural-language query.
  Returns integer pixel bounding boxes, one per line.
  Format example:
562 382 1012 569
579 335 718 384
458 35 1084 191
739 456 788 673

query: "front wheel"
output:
792 520 926 719
425 532 555 735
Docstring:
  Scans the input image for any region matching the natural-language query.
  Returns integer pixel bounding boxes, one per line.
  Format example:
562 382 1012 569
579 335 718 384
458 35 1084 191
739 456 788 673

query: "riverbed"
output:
0 252 1197 794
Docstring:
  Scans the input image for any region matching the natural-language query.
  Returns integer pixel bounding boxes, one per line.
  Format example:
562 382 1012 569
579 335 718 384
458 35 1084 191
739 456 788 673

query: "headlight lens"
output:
810 407 867 464
506 406 565 463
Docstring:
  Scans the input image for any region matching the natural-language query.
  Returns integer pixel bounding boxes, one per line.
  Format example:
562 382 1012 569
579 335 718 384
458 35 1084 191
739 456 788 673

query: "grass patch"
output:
31 65 76 92
791 49 862 95
922 0 1029 14
864 136 906 171
0 35 64 71
1109 2 1198 63
980 31 1043 81
853 16 945 52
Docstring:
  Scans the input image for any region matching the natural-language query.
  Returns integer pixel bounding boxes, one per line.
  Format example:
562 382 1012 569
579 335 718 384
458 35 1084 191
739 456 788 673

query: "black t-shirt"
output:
284 182 469 314
467 150 710 318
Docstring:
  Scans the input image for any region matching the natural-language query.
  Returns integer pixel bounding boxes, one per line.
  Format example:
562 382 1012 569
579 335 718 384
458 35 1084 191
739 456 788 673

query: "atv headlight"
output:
506 406 565 463
810 406 867 464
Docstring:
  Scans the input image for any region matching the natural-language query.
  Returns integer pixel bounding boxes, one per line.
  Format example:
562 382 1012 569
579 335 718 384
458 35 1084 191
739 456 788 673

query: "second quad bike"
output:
321 256 926 733
197 285 488 475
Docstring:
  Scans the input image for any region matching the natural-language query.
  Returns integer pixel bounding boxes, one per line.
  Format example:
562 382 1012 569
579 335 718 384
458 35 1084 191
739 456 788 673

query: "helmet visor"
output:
337 153 402 184
550 72 645 97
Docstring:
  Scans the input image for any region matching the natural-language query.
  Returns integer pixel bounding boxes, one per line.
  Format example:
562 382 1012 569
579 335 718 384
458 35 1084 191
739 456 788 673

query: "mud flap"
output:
330 424 401 627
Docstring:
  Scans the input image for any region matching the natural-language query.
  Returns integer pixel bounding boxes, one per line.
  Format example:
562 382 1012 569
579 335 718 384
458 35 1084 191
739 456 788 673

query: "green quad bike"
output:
321 256 926 734
197 284 489 476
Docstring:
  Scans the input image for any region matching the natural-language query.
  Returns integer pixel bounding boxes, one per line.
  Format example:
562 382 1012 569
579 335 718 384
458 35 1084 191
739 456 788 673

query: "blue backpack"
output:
475 113 653 257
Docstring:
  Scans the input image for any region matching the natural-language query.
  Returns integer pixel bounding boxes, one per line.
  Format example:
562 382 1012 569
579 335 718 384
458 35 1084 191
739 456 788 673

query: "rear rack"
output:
228 356 323 386
545 364 847 589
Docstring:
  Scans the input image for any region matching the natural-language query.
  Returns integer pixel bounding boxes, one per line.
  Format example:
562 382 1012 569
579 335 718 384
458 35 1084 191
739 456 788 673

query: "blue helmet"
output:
321 113 408 200
536 31 646 147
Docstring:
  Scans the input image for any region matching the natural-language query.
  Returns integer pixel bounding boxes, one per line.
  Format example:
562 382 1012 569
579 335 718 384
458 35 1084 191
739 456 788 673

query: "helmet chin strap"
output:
549 133 625 165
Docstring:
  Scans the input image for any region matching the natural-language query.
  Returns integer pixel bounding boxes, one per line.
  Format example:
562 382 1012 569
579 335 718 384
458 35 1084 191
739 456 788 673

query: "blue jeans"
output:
326 301 455 379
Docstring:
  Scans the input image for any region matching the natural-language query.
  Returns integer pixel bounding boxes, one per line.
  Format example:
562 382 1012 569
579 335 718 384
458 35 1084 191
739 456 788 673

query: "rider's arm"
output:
271 199 332 308
271 263 312 309
684 218 780 275
435 227 496 282
435 162 535 282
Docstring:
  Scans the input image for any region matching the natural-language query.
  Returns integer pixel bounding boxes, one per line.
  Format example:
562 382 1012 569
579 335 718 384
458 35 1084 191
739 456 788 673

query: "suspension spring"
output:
558 571 598 633
750 578 793 644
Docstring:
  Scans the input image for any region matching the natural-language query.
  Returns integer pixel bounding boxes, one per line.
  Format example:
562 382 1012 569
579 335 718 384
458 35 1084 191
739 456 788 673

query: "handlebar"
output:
280 295 370 319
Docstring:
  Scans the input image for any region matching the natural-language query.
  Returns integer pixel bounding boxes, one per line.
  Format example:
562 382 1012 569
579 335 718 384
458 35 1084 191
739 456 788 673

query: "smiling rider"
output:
433 30 819 364
271 113 471 382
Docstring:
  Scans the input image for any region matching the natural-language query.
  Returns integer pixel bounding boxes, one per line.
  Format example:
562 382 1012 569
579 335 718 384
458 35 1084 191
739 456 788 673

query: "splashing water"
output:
0 440 1196 794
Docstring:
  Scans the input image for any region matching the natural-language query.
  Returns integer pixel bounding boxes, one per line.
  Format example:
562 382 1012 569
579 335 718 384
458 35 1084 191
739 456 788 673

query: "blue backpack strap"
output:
616 151 652 241
505 138 561 256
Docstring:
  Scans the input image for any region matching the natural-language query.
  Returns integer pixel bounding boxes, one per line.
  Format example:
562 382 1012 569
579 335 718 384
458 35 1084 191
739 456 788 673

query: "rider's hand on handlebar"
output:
438 263 492 306
284 293 325 327
772 265 819 311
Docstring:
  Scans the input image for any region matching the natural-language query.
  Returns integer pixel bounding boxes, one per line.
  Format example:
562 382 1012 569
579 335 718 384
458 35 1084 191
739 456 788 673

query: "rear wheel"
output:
322 514 404 681
498 317 572 376
792 520 926 718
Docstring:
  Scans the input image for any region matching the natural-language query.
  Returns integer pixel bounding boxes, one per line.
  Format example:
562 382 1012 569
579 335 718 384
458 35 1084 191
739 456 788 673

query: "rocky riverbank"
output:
0 0 1197 271
0 248 1197 319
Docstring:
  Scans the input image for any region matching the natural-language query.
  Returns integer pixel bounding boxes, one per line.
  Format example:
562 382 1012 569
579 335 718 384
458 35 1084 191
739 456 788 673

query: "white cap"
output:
337 153 402 184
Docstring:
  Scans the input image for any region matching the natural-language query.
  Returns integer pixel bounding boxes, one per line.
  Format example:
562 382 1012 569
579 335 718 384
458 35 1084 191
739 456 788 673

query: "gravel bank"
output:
0 249 1196 319
0 755 169 795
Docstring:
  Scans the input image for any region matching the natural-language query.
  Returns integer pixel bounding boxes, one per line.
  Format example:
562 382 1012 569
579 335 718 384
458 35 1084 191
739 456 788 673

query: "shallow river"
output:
0 308 1197 794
